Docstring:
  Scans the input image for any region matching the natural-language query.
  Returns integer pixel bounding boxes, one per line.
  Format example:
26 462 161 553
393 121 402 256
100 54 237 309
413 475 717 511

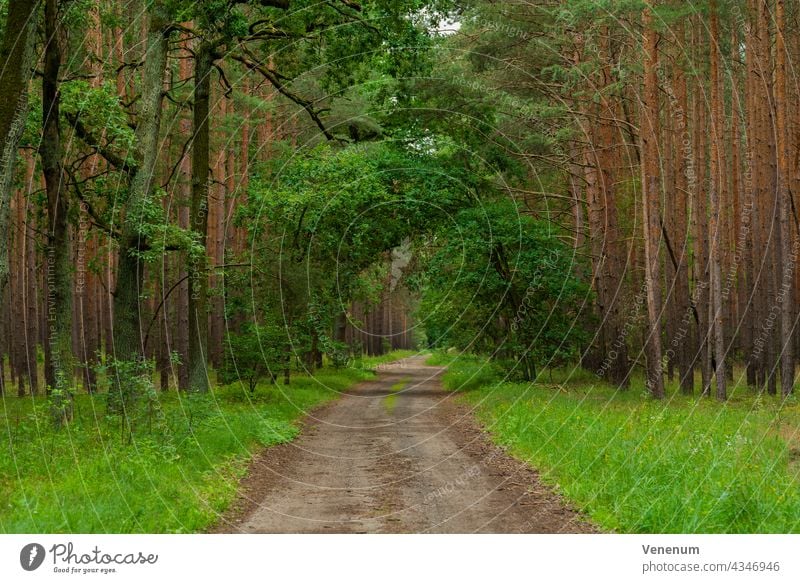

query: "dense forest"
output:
0 0 798 405
3 0 800 535
2 0 800 418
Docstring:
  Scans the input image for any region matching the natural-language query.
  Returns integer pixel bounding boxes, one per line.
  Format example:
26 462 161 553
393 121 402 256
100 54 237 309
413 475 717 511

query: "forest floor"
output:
215 355 594 533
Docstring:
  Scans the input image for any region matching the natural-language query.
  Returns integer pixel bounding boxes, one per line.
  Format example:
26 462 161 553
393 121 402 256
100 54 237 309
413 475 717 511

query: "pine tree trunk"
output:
0 0 39 303
775 0 795 397
730 20 752 389
24 188 39 396
642 8 664 399
745 0 763 388
692 18 712 394
671 22 694 394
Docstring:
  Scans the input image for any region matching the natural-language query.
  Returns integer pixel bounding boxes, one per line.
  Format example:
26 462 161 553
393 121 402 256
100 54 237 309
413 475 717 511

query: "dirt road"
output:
217 355 594 533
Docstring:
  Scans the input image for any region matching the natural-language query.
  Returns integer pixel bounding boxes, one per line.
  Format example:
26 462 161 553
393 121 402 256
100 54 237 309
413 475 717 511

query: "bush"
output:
95 357 165 443
219 324 289 392
325 340 351 368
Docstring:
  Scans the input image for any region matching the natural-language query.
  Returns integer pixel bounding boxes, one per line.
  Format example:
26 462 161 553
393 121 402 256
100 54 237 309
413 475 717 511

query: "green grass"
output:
383 378 410 414
0 351 411 533
432 352 800 533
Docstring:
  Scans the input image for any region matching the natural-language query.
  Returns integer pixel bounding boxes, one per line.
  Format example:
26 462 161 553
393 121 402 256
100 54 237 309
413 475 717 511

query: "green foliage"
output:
324 340 351 368
61 80 136 162
47 371 76 428
132 189 204 263
95 358 167 443
420 200 588 377
234 141 470 366
219 324 289 392
248 142 467 272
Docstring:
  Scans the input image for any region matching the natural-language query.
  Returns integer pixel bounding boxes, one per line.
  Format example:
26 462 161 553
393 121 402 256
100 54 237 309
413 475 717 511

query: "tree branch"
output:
64 111 138 175
230 49 336 141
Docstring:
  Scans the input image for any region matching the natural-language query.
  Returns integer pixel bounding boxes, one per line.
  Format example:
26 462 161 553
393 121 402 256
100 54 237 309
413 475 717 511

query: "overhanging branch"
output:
230 49 335 141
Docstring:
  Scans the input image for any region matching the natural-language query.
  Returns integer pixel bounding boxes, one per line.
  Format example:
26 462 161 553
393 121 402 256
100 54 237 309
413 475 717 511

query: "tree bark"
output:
672 21 694 394
187 40 212 392
775 0 795 397
642 7 664 399
41 0 74 423
112 9 171 365
692 16 712 394
709 0 727 400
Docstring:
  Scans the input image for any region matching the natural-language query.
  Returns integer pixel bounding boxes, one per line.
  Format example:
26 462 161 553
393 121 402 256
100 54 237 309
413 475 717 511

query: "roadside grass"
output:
353 350 416 371
0 351 411 533
430 352 800 533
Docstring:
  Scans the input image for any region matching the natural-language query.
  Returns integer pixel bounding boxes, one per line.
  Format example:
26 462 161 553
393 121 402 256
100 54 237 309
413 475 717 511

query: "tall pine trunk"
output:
709 0 727 400
642 7 664 399
692 16 712 394
775 0 795 397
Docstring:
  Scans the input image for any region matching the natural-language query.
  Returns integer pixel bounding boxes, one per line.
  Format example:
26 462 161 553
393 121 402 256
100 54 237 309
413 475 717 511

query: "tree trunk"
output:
730 19 752 389
642 8 664 399
671 21 694 394
41 0 74 423
709 0 727 400
112 10 170 365
187 40 212 392
692 16 712 394
176 36 192 390
775 0 795 397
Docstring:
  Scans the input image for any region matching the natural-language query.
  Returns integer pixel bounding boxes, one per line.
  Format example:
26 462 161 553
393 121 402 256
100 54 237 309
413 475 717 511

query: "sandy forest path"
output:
217 355 594 533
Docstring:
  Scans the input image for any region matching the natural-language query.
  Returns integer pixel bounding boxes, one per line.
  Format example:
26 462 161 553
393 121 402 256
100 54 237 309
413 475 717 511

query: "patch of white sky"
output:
411 7 462 36
432 16 462 36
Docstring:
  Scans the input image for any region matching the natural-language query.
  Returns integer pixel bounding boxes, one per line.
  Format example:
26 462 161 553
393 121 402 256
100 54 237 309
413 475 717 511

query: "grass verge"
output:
0 351 411 533
431 352 800 533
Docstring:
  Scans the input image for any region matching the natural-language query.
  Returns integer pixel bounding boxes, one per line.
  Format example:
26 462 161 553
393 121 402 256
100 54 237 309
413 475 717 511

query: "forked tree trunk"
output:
113 10 170 365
